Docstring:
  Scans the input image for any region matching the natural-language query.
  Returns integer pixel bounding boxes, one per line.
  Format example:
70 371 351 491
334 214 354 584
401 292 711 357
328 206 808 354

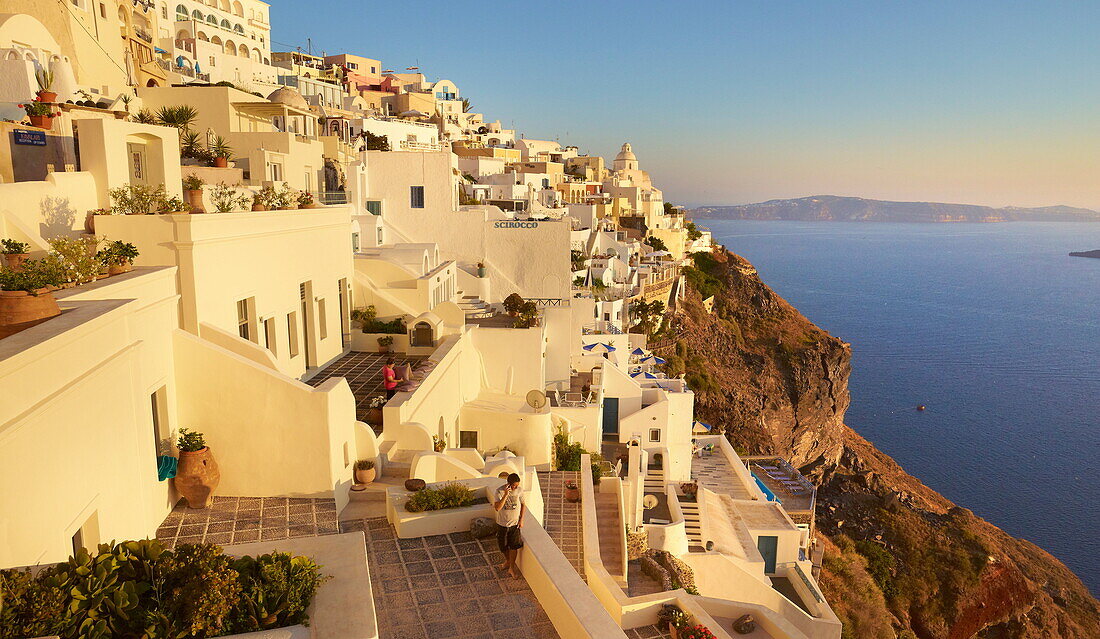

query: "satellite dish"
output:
643 494 659 509
526 390 547 410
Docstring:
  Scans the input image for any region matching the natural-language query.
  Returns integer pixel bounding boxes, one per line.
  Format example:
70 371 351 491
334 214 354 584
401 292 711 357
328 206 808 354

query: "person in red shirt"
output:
382 357 398 398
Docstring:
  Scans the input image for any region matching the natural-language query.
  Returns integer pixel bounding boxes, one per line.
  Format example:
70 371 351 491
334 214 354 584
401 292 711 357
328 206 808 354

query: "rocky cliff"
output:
664 248 1100 639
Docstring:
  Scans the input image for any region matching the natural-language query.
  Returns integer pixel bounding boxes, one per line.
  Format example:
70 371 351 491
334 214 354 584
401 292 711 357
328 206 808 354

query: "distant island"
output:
691 195 1100 223
1069 249 1100 259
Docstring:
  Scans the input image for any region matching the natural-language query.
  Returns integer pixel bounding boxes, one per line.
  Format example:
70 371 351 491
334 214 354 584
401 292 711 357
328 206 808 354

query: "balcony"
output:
397 140 442 152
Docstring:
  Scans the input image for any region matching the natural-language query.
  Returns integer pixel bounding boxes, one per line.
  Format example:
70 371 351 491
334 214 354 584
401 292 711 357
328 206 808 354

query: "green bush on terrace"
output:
404 482 481 513
0 539 326 639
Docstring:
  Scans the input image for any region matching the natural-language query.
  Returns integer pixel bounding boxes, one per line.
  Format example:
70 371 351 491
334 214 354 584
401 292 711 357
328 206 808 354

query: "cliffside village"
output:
0 2 843 638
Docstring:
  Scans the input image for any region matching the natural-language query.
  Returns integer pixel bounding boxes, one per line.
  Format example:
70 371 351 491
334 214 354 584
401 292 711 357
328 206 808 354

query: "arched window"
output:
238 43 248 57
220 18 231 29
224 39 236 55
233 24 243 33
206 14 217 24
231 0 243 16
176 4 188 19
210 35 222 46
191 9 202 19
412 322 433 347
196 30 208 41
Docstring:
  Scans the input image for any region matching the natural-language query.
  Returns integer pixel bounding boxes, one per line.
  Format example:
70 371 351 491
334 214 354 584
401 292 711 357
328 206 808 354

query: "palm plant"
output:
209 135 233 160
155 105 198 135
461 98 472 113
133 108 157 124
35 68 54 93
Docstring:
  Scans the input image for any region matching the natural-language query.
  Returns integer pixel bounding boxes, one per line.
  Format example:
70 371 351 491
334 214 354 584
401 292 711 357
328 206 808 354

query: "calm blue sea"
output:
705 220 1100 595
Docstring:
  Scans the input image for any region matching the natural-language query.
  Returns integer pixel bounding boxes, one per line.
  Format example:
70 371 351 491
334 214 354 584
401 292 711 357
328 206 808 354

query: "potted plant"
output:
84 208 112 234
657 604 689 639
432 434 448 453
209 182 251 213
0 258 64 339
679 625 717 639
477 261 486 278
564 480 580 503
298 191 321 209
377 334 394 353
20 101 54 130
108 184 167 215
173 428 220 509
503 293 524 317
680 481 699 501
98 240 139 275
366 394 386 425
160 195 190 215
1 239 31 271
354 459 376 485
182 174 205 213
48 236 101 286
34 68 56 103
209 135 233 168
251 193 267 212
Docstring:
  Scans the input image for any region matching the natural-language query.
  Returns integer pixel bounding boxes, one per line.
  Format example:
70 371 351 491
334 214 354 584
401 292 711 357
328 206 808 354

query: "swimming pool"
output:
752 472 780 503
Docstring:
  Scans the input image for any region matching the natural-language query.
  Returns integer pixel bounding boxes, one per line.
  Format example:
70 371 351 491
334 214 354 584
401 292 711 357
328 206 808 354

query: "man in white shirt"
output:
493 472 526 578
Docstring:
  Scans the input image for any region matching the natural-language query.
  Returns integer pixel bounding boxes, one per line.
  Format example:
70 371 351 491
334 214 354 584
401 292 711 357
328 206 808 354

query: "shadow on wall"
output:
39 195 76 238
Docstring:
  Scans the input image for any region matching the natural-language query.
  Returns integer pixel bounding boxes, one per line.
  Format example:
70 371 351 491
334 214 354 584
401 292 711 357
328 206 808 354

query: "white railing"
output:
398 140 442 151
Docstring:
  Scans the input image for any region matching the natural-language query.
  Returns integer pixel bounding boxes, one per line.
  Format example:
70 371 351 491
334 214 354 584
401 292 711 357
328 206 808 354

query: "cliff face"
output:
667 249 1100 639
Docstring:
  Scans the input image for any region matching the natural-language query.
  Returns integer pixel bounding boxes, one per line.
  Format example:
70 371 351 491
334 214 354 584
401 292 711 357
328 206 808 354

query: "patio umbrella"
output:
582 342 616 354
641 355 667 365
647 250 672 258
630 347 647 356
692 421 713 433
399 110 429 118
632 371 658 379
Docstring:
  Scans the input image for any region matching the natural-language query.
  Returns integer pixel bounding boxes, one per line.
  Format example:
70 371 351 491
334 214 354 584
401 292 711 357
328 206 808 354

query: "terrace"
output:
743 457 815 514
305 351 425 426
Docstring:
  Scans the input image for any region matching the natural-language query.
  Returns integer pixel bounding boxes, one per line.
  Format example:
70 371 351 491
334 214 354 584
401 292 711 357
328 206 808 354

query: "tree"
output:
632 300 666 336
685 221 703 241
664 201 676 216
645 236 669 252
363 131 389 151
461 98 472 113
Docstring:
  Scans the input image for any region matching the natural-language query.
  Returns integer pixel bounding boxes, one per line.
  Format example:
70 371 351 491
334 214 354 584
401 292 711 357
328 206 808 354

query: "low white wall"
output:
408 451 482 483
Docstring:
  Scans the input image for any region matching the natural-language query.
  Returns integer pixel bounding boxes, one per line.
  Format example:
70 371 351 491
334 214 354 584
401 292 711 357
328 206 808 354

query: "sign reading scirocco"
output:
493 221 539 229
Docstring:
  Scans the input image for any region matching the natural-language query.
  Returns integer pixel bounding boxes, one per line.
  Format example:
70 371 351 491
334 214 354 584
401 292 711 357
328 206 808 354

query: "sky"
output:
271 2 1100 209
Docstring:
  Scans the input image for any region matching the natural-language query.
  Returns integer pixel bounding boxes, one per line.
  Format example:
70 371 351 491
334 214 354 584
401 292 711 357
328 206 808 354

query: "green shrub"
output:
157 543 241 636
404 482 476 512
177 428 206 452
355 459 375 471
227 553 326 634
0 258 65 292
0 567 67 638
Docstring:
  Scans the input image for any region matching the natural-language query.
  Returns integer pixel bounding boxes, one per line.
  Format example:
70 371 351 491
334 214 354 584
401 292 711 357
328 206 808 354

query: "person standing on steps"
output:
493 472 526 578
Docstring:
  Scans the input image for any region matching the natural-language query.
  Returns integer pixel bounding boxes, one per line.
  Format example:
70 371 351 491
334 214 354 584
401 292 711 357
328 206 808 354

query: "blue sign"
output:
493 221 539 229
13 129 47 146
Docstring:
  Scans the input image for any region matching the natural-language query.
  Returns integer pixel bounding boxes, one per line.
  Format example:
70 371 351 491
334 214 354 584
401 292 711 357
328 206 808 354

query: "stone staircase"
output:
595 491 627 587
643 465 664 493
680 497 704 552
458 294 493 319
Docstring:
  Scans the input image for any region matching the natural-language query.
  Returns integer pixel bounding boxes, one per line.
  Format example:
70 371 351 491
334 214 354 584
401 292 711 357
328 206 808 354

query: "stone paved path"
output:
156 496 339 547
537 470 584 578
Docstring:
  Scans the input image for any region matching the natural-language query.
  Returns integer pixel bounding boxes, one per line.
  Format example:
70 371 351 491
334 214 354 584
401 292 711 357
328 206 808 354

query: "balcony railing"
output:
398 140 442 151
317 191 348 205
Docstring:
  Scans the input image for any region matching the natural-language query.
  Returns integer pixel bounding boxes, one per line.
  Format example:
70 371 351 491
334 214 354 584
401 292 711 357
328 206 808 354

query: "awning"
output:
582 342 616 354
692 421 713 433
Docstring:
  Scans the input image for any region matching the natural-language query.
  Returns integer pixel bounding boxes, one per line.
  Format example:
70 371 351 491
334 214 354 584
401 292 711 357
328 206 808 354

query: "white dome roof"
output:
615 142 637 162
266 86 308 109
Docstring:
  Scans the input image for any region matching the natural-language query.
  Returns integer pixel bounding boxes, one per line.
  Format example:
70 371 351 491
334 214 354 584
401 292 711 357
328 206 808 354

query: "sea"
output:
704 220 1100 595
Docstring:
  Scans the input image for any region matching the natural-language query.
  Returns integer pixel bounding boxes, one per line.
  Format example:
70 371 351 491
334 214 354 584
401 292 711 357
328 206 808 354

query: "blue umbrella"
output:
631 371 657 379
583 342 616 353
155 47 168 54
631 347 646 356
692 421 713 432
642 355 666 365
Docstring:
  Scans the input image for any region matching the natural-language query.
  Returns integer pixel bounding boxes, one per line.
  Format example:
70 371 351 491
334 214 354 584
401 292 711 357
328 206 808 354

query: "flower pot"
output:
36 91 57 103
184 188 205 213
167 209 191 215
174 446 220 508
0 288 61 338
252 203 267 211
213 157 228 168
564 485 581 503
669 623 680 639
477 267 486 278
302 202 322 209
367 406 383 425
3 253 28 272
85 212 98 234
378 345 390 354
354 467 376 484
107 260 132 276
28 114 52 130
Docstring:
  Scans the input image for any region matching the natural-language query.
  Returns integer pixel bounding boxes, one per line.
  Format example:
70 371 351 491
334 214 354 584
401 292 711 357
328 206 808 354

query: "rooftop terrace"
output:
305 351 425 426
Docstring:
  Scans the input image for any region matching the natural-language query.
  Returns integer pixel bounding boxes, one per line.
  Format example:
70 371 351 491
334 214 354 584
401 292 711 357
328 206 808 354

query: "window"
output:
376 227 384 244
649 428 661 443
410 186 425 209
99 2 107 18
338 278 349 344
459 430 478 449
263 317 276 353
161 4 167 19
72 512 100 556
236 299 251 340
351 232 360 252
365 200 382 215
287 312 299 357
317 298 327 340
269 162 282 181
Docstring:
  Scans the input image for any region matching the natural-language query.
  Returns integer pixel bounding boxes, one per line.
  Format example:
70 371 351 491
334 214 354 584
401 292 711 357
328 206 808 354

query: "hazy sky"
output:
272 2 1100 209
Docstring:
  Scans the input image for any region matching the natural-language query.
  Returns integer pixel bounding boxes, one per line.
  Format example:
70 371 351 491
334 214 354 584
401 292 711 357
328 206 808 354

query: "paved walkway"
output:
537 471 584 578
340 517 559 639
305 351 423 424
156 496 339 547
692 450 754 500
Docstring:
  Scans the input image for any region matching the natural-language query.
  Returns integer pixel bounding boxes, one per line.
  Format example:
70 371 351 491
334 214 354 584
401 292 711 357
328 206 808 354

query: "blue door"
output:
602 397 619 439
757 535 778 573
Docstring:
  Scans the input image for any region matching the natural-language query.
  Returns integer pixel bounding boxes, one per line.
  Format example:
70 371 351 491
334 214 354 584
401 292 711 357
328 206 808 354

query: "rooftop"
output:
305 351 425 426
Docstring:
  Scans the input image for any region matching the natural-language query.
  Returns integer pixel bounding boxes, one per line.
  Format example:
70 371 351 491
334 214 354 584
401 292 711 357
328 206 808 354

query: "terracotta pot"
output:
252 202 267 211
213 157 228 168
184 189 205 213
669 623 679 639
302 202 322 209
36 91 57 103
175 447 220 508
378 344 390 354
113 111 128 120
168 209 191 215
107 260 131 276
84 212 97 234
28 114 52 130
367 407 383 425
564 485 581 503
0 288 61 339
3 253 28 272
354 467 376 484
